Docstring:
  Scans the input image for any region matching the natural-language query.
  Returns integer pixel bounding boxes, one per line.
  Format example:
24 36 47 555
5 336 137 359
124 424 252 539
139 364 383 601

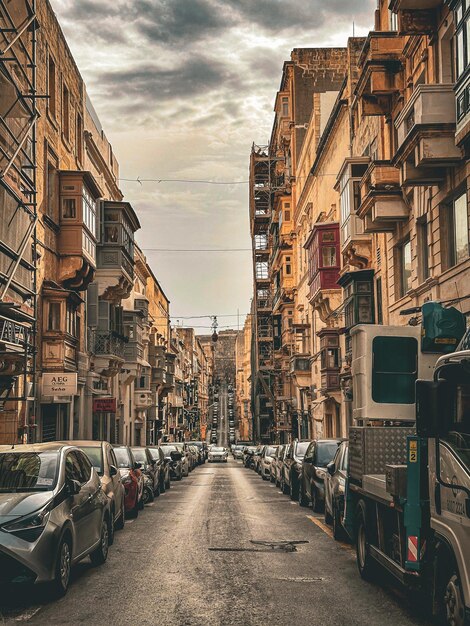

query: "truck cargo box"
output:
349 426 414 482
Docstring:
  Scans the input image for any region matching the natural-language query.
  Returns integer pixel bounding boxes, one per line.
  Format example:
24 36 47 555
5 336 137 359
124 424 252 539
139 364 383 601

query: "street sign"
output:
93 398 117 413
42 373 77 396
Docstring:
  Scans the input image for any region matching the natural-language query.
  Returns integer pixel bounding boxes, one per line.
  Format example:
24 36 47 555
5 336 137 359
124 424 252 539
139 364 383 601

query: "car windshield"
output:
132 449 148 465
79 447 103 475
161 446 177 455
295 442 310 459
0 451 58 492
266 446 277 457
317 442 341 467
173 443 184 450
191 442 203 449
211 448 224 453
114 447 132 468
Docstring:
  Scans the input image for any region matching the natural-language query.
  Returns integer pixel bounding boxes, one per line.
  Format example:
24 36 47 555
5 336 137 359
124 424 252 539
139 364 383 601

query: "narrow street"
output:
1 456 429 626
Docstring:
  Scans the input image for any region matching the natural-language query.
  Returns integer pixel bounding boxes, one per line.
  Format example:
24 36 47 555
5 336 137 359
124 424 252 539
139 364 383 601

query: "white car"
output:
208 447 228 463
259 445 278 480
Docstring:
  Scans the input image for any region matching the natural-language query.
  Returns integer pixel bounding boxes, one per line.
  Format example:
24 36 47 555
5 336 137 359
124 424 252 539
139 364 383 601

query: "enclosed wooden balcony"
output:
394 84 461 183
357 161 408 232
456 74 470 146
97 200 141 302
57 171 102 290
356 32 405 116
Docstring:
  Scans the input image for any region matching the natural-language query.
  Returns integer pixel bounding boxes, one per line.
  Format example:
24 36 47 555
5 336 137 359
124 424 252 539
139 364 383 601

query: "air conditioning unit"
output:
351 325 438 422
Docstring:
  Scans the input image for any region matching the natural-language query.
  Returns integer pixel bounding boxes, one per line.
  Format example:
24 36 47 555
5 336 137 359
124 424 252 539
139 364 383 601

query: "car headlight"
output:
2 502 53 542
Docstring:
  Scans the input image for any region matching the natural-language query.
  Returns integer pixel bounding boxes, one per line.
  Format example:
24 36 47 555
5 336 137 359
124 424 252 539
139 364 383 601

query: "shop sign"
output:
93 397 117 413
42 373 77 396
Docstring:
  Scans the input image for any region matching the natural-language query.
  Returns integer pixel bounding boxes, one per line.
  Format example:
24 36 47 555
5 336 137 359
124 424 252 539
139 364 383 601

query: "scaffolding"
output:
0 0 38 441
249 143 281 442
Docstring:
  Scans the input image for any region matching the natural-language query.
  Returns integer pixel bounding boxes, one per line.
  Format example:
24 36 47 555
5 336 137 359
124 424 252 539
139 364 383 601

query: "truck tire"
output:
356 501 375 581
438 558 467 626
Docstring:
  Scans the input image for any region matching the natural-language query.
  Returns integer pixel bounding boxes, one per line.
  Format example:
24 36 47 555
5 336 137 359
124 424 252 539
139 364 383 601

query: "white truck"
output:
344 310 470 625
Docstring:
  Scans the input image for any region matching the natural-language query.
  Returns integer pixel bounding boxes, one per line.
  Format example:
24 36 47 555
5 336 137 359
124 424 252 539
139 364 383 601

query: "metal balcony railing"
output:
89 330 125 358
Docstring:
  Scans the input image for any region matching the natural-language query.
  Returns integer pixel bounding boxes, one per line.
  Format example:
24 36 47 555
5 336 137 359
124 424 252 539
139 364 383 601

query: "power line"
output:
142 247 251 252
119 177 249 185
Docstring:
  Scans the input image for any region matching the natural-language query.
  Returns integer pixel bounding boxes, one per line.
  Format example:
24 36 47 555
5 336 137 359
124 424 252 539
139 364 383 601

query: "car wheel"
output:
165 475 171 490
298 483 308 507
356 501 374 581
128 494 139 519
311 487 321 513
108 506 115 546
90 518 109 566
332 500 344 541
115 498 125 531
289 477 298 501
324 499 333 525
176 471 183 480
160 477 166 494
51 535 72 598
155 479 161 497
282 477 289 495
138 493 145 510
143 485 154 505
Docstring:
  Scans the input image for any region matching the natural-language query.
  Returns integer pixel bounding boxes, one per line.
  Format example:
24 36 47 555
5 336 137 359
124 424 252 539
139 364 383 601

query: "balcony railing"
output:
89 330 126 358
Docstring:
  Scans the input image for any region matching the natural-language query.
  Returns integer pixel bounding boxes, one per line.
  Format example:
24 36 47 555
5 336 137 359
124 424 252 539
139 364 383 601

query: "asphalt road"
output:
0 457 431 626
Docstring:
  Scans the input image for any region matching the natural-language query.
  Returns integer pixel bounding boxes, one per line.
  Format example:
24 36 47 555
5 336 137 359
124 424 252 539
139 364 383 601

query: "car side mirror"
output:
65 479 81 496
327 462 335 476
150 459 156 466
134 462 142 470
109 465 118 477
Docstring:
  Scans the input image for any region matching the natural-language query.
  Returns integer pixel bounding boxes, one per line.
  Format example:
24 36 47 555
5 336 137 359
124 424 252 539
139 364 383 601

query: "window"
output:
62 83 70 141
45 158 59 220
83 231 96 261
47 302 61 331
399 239 412 297
372 336 418 404
66 301 77 337
47 55 56 118
454 0 470 79
62 197 76 218
82 185 96 236
281 96 289 117
322 246 337 267
417 216 429 282
76 113 83 163
285 256 292 275
453 192 469 264
376 277 383 325
389 10 398 31
65 452 84 483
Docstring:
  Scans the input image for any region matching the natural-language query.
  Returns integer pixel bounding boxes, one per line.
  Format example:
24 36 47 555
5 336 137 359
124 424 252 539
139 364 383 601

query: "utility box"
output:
385 464 408 499
351 325 438 422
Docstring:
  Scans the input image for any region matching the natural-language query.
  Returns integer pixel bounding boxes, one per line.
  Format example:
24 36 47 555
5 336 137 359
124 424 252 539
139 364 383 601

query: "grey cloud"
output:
98 57 236 105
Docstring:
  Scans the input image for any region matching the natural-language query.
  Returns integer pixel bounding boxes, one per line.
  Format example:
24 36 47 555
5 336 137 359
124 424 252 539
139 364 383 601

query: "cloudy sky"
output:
50 0 374 332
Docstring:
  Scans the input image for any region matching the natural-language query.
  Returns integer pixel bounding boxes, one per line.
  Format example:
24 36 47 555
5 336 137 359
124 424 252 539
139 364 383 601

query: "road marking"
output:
306 515 354 553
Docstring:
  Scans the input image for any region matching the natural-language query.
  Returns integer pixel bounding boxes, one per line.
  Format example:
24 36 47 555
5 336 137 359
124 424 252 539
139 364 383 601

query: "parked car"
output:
147 446 170 491
131 447 161 503
281 440 312 499
208 447 228 463
243 446 256 468
278 443 292 489
271 444 286 485
253 445 265 473
190 441 206 464
299 439 344 512
259 445 278 480
188 445 199 470
232 445 244 460
324 441 349 539
71 440 125 540
0 443 111 596
113 445 144 518
172 443 190 476
160 444 183 481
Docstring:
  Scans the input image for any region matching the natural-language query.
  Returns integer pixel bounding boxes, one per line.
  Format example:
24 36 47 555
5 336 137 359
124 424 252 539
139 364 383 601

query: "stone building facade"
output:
249 0 470 443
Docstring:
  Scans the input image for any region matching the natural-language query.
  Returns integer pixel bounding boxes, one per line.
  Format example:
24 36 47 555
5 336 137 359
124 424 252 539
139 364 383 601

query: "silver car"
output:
0 443 111 596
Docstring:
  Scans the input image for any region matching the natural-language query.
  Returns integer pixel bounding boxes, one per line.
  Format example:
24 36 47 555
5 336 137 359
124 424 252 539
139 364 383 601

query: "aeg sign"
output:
42 373 78 396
